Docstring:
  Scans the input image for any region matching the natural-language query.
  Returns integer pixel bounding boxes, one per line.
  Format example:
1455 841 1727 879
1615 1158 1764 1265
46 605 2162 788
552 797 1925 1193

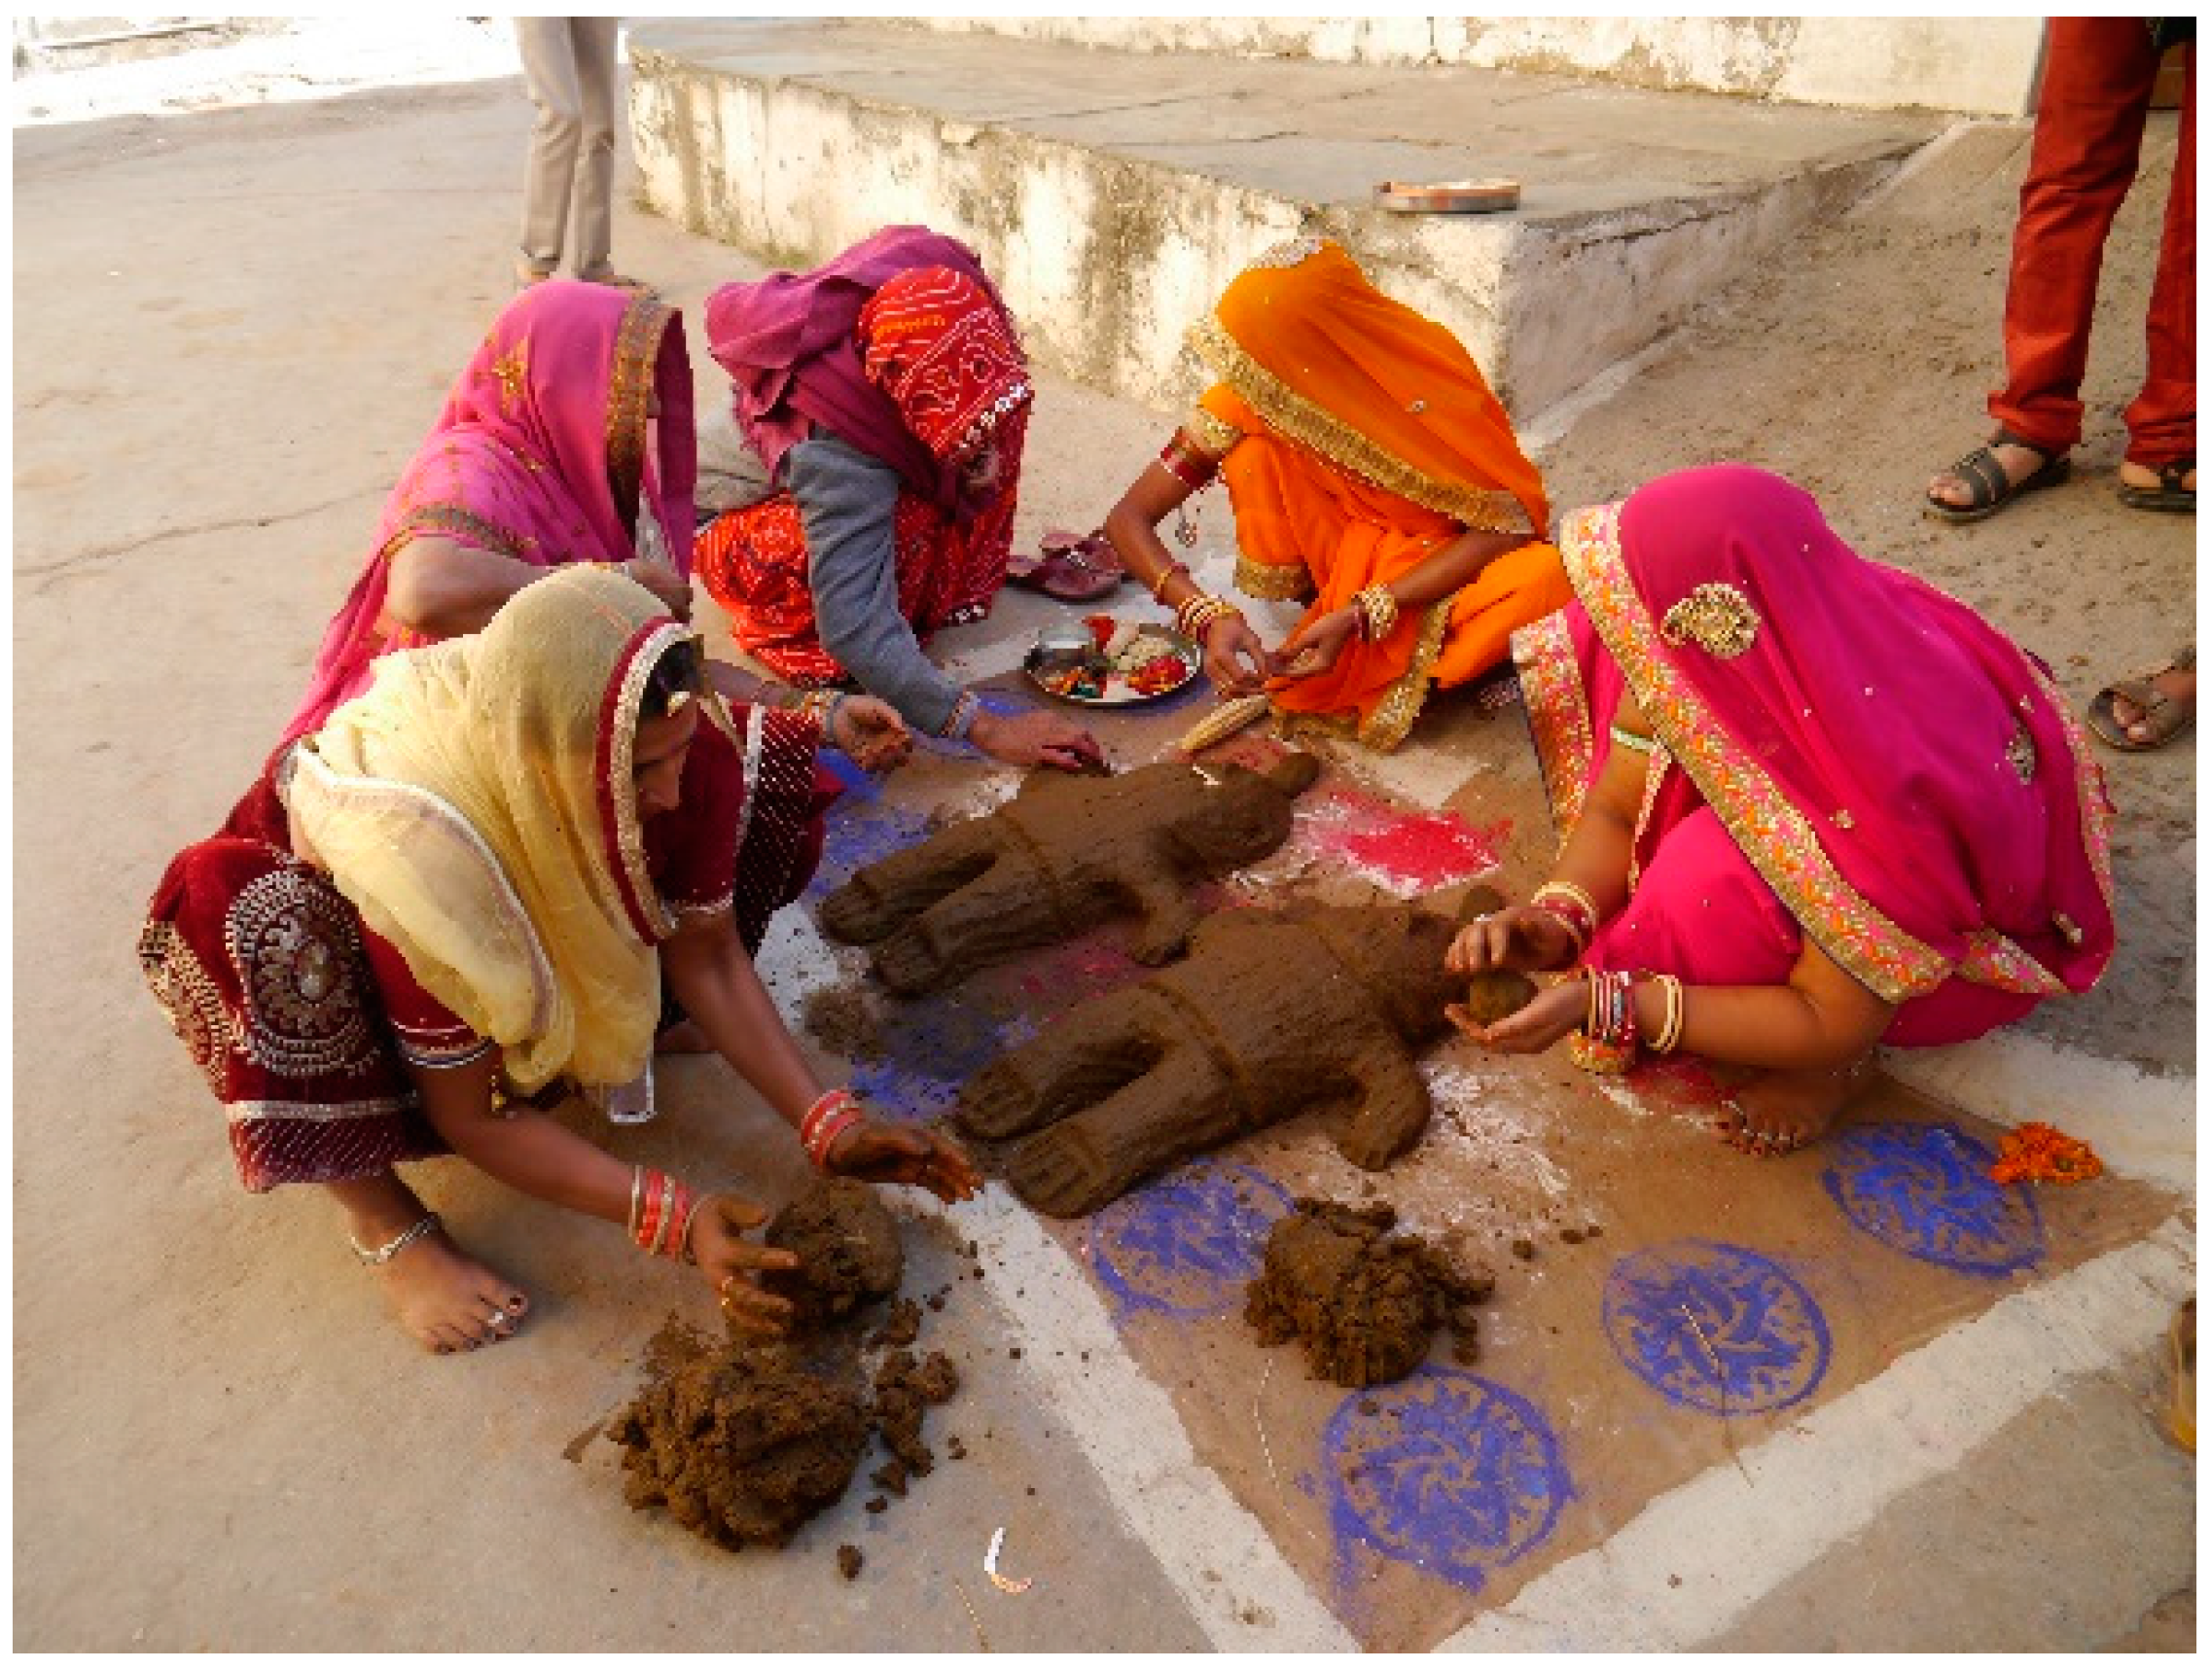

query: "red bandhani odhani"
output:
858 266 1031 462
699 262 1033 685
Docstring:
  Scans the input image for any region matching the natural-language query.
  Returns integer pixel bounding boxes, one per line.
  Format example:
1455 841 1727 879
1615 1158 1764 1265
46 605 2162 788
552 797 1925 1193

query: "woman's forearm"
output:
705 659 790 711
1102 465 1208 613
1378 527 1526 610
662 925 827 1128
384 540 547 638
408 1055 633 1223
1631 977 1890 1072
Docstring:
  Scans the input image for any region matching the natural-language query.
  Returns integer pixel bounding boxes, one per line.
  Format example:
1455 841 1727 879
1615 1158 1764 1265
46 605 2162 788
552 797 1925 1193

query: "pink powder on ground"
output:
1299 788 1506 895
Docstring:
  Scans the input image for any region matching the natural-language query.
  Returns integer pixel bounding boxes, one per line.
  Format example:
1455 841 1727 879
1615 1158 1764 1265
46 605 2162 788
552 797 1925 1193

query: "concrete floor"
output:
15 29 2195 1653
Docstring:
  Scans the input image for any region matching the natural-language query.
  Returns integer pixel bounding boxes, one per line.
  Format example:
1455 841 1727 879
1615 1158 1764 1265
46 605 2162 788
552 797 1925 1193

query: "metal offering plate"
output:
1023 615 1202 707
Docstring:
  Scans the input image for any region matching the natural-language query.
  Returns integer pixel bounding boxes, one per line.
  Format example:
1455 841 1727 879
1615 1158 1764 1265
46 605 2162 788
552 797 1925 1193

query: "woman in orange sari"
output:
1100 233 1573 749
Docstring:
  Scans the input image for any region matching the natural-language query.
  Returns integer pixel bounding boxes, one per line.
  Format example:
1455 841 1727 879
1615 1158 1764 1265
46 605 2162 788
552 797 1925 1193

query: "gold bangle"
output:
1354 584 1400 642
1653 974 1686 1055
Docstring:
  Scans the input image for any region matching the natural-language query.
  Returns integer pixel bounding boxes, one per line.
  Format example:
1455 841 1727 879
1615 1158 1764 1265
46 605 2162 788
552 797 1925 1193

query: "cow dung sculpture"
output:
819 753 1322 995
955 896 1488 1217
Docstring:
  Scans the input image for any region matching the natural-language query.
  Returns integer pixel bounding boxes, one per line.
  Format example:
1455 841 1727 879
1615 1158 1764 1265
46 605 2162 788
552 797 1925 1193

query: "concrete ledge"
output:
629 20 1941 420
901 18 2049 120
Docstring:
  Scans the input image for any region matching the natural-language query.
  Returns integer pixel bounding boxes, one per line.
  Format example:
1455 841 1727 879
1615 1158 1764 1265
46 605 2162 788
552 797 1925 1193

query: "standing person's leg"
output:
1929 18 2160 516
515 18 589 283
2122 40 2196 497
567 18 626 285
1988 18 2161 456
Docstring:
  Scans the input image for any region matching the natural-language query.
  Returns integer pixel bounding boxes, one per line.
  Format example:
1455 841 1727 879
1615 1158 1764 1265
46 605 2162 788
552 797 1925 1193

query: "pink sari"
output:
1514 464 2115 1047
283 280 697 742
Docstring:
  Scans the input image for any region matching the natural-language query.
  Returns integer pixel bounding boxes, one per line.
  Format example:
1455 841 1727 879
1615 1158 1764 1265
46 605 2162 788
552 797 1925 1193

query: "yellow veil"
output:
285 565 731 1092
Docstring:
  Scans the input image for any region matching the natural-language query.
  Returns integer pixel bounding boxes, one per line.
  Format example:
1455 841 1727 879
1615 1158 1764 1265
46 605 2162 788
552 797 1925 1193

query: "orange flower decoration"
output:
1990 1121 2103 1186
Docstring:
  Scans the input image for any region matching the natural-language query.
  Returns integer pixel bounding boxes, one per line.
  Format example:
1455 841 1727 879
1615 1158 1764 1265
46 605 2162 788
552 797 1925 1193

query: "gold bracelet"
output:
1151 559 1192 604
1652 974 1686 1054
1353 584 1400 642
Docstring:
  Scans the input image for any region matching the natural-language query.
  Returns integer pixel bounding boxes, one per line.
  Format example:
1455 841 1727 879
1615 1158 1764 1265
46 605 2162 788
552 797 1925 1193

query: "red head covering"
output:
1555 464 2114 1006
857 266 1031 463
283 281 695 742
704 226 1020 515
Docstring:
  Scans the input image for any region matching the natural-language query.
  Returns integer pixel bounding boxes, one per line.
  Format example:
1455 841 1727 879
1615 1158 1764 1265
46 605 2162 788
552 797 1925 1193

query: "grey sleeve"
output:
784 435 966 737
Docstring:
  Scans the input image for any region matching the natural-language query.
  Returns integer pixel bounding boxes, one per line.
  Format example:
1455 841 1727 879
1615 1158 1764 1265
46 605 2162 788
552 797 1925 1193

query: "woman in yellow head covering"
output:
140 566 976 1355
1101 233 1573 749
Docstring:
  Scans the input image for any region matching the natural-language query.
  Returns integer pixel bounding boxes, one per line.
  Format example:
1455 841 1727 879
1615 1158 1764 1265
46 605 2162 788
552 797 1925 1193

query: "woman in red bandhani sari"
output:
141 568 977 1355
1449 465 2116 1155
696 228 1102 771
283 279 906 962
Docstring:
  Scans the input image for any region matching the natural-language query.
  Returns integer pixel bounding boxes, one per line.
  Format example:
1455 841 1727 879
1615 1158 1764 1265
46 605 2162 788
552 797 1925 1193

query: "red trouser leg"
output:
1988 18 2162 457
2123 42 2194 467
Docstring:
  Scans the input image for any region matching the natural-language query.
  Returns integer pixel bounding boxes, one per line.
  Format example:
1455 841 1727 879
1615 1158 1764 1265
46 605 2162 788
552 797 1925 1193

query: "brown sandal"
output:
1926 429 2071 524
2086 648 2195 751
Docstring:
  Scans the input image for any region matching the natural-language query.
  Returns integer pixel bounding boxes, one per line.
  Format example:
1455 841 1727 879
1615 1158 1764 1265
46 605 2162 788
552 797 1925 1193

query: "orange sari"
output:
1185 235 1571 749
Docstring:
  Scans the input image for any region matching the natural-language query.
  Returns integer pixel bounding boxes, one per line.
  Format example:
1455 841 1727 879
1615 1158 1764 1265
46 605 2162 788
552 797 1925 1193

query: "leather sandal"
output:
1925 428 2071 523
2119 458 2196 514
2086 647 2195 752
1005 527 1123 602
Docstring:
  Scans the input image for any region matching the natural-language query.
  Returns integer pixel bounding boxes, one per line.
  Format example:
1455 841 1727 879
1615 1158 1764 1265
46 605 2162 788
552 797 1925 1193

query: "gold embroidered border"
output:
1511 611 1592 842
1186 317 1534 536
1360 596 1452 752
607 296 673 544
605 620 688 944
1957 930 2067 996
381 504 528 564
1560 504 1948 1005
2026 657 2119 947
1234 554 1315 601
1186 405 1244 459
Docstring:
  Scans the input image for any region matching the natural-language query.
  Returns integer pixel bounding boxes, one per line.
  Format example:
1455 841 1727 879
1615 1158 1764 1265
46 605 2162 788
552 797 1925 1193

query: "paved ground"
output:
14 25 2194 1653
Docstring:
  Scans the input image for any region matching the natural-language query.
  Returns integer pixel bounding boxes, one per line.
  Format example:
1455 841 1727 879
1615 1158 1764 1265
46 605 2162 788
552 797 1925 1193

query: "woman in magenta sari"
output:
1449 465 2116 1154
284 279 903 959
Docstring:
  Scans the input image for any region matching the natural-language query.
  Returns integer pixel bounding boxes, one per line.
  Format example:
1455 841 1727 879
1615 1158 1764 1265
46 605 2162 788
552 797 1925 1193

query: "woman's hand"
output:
830 694 912 772
969 706 1105 771
687 1193 801 1337
620 557 696 622
1270 607 1360 680
1200 615 1272 696
1445 978 1585 1055
823 1118 983 1203
1445 904 1581 976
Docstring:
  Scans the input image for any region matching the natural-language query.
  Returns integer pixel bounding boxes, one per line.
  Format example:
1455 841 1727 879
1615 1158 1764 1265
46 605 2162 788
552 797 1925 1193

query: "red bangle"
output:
632 1168 696 1259
800 1089 864 1168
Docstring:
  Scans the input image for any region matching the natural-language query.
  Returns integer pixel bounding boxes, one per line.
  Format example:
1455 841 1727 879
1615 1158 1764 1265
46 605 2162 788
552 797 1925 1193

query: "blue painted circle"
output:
1822 1121 2045 1276
1086 1162 1292 1318
1324 1369 1570 1591
1600 1240 1831 1415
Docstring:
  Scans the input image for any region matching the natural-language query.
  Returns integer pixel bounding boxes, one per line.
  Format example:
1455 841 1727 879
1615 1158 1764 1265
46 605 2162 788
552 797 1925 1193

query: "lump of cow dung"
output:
764 1178 904 1327
1244 1198 1494 1388
612 1338 871 1550
1464 968 1539 1025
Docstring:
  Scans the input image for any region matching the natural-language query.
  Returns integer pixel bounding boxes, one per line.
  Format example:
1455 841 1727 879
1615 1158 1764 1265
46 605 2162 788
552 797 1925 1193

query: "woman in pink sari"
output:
285 280 902 957
1449 465 2116 1154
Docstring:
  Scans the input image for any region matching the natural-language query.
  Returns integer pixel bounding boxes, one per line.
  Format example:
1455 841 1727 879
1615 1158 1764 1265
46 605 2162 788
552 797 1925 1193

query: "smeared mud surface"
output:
1244 1198 1494 1387
1463 969 1538 1025
611 1182 958 1562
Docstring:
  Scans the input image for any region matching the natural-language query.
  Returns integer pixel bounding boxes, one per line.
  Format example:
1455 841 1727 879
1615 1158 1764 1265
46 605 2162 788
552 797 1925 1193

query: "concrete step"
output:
628 18 1944 421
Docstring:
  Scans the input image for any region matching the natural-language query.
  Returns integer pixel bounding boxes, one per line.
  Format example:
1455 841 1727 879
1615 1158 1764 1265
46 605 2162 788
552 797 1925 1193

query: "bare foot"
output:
655 1018 712 1055
375 1225 531 1355
2110 666 2196 745
1928 440 2050 512
1720 1055 1872 1156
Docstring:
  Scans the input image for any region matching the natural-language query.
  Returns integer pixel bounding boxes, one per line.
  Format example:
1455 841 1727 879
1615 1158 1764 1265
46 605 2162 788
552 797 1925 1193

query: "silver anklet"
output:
351 1211 441 1266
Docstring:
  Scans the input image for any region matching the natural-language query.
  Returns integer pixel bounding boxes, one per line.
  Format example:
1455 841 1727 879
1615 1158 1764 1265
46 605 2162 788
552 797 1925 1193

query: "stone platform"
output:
628 18 1943 421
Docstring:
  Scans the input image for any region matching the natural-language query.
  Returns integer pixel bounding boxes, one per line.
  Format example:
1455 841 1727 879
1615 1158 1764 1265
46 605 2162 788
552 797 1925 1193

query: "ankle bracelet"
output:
351 1211 441 1266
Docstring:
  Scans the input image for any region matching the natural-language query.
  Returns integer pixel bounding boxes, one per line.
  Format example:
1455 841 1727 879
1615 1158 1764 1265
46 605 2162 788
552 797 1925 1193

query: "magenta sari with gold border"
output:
1513 465 2115 1047
283 281 697 743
